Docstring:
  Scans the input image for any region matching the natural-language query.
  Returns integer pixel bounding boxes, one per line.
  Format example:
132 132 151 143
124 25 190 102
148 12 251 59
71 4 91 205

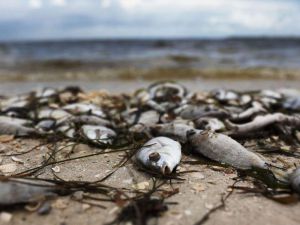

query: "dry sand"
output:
0 79 300 225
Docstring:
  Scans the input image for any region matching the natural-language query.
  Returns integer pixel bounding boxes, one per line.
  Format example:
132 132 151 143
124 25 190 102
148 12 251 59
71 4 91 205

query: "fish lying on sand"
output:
135 136 181 175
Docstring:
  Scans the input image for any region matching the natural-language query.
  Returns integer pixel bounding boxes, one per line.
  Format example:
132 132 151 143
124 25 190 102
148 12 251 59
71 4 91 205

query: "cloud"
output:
0 0 299 40
29 0 42 9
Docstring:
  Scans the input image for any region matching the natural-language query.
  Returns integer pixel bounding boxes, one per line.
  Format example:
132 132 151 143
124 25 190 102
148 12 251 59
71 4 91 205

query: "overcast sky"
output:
0 0 299 41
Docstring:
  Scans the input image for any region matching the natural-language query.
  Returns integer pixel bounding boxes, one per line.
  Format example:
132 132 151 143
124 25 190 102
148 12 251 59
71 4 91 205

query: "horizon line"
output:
1 35 300 44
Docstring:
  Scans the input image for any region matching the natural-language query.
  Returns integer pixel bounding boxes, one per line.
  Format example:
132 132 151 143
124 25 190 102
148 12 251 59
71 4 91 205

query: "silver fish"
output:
57 125 75 138
151 123 195 143
0 121 36 136
0 179 56 205
289 167 300 194
194 117 225 131
81 125 116 144
36 108 71 120
0 116 32 126
136 136 181 175
63 103 106 118
68 115 112 127
188 130 268 170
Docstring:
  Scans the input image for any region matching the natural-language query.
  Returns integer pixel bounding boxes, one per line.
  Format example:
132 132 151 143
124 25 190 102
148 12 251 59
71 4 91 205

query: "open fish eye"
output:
149 152 161 162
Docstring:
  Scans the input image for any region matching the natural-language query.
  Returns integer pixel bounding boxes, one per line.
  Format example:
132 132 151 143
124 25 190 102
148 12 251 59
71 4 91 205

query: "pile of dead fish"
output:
1 81 300 204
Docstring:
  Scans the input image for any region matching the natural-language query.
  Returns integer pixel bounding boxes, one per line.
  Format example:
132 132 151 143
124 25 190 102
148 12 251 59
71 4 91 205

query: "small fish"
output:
81 125 116 144
68 115 112 127
148 81 186 101
187 130 268 170
151 123 195 143
0 121 36 136
36 108 71 120
230 101 266 122
63 103 106 118
0 116 32 126
57 125 75 138
36 119 56 132
0 179 56 205
289 167 300 194
136 137 181 175
128 110 160 133
194 117 225 131
212 89 238 102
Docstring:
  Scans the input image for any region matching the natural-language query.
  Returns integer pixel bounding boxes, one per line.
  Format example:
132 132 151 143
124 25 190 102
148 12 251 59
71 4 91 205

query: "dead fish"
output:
0 179 56 205
187 130 268 170
226 113 300 135
0 116 32 126
136 137 181 175
0 95 29 112
0 121 36 136
68 115 112 127
57 125 75 138
230 101 267 122
148 81 186 101
212 89 238 102
194 117 225 131
36 108 71 120
179 105 228 120
81 125 116 144
63 103 106 118
36 119 56 132
151 123 195 143
129 110 160 133
289 167 300 194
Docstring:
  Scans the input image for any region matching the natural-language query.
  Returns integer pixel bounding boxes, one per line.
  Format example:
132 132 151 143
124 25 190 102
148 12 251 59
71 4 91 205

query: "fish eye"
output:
149 152 161 162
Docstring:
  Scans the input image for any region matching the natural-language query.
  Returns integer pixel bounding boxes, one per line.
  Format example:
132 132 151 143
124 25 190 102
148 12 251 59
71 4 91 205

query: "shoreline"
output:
0 78 299 96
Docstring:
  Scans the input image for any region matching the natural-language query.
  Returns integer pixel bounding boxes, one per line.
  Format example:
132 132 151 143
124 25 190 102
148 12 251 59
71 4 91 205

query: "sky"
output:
0 0 299 41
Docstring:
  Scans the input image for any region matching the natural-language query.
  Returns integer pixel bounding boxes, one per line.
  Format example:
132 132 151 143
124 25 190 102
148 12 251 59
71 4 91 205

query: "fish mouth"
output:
161 165 171 175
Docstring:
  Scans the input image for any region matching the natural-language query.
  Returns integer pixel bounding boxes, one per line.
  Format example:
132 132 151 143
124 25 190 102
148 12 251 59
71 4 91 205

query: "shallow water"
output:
1 38 300 72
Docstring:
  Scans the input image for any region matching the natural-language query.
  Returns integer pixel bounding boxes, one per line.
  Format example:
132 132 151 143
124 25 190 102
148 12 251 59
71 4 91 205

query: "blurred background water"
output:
1 38 300 69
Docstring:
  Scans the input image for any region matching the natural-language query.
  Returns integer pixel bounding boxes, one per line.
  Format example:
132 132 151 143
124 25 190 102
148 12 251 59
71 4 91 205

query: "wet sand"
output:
1 78 300 95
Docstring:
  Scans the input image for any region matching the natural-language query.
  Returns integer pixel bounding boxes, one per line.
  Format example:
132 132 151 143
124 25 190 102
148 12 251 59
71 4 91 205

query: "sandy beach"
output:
0 78 300 225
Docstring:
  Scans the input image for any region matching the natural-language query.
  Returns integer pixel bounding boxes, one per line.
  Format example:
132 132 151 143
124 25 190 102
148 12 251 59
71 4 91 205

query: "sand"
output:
0 79 300 225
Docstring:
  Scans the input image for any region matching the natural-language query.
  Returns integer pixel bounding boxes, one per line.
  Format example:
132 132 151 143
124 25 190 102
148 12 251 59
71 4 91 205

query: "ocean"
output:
0 38 300 80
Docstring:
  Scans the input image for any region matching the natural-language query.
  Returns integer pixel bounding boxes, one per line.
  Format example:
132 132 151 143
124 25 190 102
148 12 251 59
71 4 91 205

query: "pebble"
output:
132 181 150 190
81 203 91 211
51 166 61 173
205 203 214 209
0 212 12 223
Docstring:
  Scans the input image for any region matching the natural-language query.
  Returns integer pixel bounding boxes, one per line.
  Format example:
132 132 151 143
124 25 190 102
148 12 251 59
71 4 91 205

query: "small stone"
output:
0 212 12 223
132 181 150 190
51 166 60 173
81 203 91 211
205 203 214 209
184 210 192 216
11 156 24 164
94 174 101 178
0 163 17 174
